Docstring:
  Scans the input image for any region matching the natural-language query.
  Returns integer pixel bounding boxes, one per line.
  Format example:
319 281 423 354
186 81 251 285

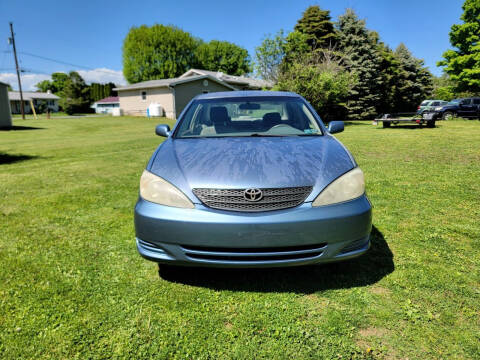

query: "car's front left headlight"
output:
139 170 194 208
312 167 365 207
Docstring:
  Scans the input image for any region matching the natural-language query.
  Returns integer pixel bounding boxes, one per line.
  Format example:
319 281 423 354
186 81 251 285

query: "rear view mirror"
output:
327 121 344 134
239 103 261 110
155 124 171 137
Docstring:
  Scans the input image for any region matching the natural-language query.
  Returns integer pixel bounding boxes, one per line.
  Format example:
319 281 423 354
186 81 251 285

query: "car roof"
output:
194 90 302 100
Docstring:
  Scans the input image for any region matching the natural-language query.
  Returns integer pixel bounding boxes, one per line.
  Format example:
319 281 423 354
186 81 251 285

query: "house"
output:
8 91 60 114
0 82 12 128
91 96 119 114
114 69 272 118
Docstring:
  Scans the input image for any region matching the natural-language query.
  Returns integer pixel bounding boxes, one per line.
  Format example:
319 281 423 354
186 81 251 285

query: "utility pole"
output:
9 22 25 119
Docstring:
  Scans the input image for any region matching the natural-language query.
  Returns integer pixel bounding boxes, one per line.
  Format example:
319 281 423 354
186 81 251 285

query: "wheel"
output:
442 111 453 120
426 120 436 128
382 121 391 128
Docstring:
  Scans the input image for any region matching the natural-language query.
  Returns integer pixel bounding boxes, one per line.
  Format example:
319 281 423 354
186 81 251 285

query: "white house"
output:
91 96 119 114
9 91 60 114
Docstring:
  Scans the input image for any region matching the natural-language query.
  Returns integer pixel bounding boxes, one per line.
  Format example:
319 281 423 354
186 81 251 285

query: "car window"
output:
420 101 431 106
175 96 323 138
461 99 472 105
431 102 439 106
473 99 480 105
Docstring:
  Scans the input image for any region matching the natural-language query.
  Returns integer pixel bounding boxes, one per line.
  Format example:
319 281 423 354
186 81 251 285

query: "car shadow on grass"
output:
157 225 394 294
0 153 39 165
0 125 44 131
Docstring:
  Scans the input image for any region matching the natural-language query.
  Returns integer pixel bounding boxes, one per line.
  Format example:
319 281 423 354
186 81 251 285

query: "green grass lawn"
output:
1 117 479 359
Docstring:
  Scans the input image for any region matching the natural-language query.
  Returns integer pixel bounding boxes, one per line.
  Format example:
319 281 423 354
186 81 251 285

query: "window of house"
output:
141 91 147 100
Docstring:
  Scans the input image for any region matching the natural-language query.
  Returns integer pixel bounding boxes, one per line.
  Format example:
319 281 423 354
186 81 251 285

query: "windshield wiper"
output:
248 133 287 137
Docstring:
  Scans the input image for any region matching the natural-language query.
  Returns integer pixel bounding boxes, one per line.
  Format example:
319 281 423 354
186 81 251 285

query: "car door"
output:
458 98 475 117
473 99 480 117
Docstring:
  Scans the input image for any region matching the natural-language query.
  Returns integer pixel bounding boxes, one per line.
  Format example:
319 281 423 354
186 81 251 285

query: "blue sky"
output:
0 0 463 90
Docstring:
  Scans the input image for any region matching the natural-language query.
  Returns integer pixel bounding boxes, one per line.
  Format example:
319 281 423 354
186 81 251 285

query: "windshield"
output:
174 96 323 138
420 100 431 106
448 99 461 105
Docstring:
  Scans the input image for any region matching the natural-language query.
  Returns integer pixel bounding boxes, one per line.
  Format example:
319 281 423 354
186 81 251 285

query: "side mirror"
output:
327 121 344 134
155 124 171 137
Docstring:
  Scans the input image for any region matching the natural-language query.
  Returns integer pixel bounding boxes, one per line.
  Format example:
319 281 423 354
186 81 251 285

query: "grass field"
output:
1 117 479 359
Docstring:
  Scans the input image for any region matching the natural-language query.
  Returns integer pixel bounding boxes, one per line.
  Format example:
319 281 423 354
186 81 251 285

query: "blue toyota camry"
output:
134 91 372 268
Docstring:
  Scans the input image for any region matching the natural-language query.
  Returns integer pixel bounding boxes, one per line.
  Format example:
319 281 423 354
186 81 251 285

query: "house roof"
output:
8 91 60 101
95 96 119 104
180 69 273 89
113 74 236 92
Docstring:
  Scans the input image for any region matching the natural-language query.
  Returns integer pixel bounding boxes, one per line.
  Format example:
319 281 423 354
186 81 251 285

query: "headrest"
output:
263 112 281 124
210 106 229 125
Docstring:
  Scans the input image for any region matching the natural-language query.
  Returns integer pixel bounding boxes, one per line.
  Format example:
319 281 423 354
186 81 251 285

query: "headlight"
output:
139 170 194 208
435 107 443 111
312 167 365 207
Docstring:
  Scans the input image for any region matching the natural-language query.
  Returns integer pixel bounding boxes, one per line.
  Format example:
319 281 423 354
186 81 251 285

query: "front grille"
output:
192 186 313 212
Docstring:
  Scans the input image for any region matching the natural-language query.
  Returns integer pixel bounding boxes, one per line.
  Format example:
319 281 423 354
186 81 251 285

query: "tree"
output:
276 52 355 121
254 30 286 83
336 9 384 119
375 39 401 115
5 83 13 91
123 24 199 83
393 43 433 112
438 0 480 93
89 82 117 102
60 71 90 115
282 31 310 69
294 5 337 49
432 74 456 101
195 40 251 76
35 72 69 95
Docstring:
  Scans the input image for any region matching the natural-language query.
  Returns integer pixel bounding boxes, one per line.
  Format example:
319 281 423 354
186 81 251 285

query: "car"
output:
134 91 372 268
423 97 480 120
416 99 448 115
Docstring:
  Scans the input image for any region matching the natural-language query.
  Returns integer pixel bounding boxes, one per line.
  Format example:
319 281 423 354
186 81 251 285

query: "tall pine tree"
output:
294 5 336 49
394 44 433 112
337 9 383 119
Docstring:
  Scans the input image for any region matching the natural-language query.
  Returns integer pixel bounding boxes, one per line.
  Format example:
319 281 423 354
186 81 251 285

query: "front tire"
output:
442 111 453 120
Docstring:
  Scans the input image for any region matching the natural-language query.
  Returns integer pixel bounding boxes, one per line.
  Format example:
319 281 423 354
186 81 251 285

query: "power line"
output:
18 51 118 74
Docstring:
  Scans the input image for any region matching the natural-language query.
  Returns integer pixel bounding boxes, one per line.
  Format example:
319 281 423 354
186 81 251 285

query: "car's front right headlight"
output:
139 170 194 208
312 167 365 207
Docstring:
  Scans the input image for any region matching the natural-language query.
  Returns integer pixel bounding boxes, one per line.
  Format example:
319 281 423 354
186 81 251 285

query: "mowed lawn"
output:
1 116 479 359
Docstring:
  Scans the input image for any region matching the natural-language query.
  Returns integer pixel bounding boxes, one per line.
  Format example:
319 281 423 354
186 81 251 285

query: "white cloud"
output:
76 68 126 86
0 72 50 91
0 68 126 91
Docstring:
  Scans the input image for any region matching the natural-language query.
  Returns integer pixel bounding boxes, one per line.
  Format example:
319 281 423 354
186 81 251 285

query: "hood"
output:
149 136 355 203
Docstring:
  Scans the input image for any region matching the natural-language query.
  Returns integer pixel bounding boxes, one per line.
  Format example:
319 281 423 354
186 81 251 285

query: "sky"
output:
0 0 464 91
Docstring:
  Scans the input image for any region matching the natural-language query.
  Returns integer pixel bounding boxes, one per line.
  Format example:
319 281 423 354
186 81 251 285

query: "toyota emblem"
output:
243 188 263 202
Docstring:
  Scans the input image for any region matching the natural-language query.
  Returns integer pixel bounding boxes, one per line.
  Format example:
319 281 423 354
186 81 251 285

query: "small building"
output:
91 96 119 114
0 82 12 128
114 69 272 118
8 91 60 114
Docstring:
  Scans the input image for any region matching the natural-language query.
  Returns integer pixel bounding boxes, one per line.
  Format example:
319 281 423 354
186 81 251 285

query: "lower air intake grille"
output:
192 186 313 212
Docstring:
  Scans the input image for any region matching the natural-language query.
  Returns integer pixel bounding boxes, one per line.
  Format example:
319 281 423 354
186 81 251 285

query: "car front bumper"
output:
134 195 372 268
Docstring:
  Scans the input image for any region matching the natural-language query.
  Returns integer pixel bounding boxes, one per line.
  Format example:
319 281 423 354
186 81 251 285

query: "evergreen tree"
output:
60 71 90 115
438 0 480 93
336 9 383 119
375 39 401 115
294 5 336 49
394 43 433 112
